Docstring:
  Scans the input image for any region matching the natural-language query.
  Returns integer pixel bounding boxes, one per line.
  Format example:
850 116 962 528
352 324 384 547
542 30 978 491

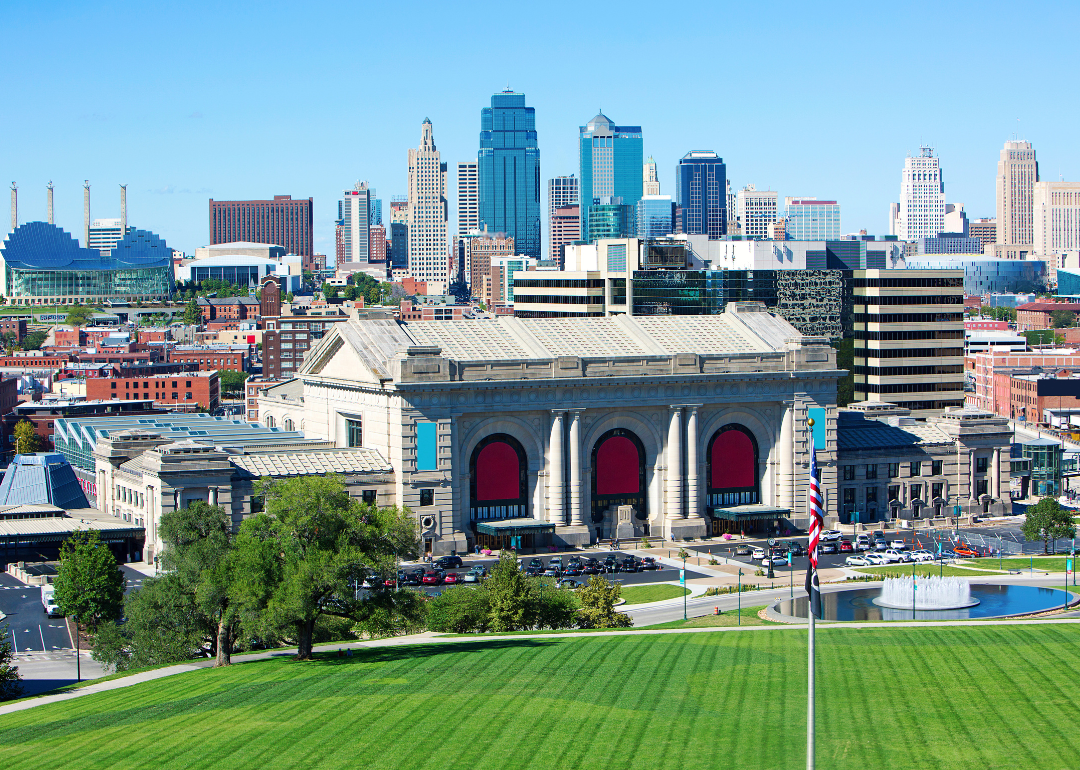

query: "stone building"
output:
258 304 842 555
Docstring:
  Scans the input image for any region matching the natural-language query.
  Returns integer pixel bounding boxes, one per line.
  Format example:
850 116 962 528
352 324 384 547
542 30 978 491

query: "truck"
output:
41 585 61 617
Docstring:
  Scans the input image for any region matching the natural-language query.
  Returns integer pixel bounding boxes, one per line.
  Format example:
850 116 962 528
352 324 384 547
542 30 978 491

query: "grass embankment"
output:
853 565 1002 578
617 584 689 605
640 606 775 629
970 557 1074 573
3 625 1080 768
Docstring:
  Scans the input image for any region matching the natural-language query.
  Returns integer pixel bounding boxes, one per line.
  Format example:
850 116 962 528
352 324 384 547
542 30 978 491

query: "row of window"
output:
852 365 964 377
842 457 990 481
511 294 604 305
853 330 964 341
851 277 964 288
856 295 963 306
860 382 964 394
841 480 990 507
861 347 965 359
852 313 964 324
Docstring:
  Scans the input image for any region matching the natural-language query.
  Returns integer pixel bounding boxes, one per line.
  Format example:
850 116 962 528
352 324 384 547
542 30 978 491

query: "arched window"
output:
283 418 294 432
591 429 647 525
469 434 527 521
706 425 759 507
265 415 275 428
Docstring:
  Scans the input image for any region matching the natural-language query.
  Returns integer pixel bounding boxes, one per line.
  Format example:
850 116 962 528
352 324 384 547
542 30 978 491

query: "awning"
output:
707 504 790 521
474 518 556 536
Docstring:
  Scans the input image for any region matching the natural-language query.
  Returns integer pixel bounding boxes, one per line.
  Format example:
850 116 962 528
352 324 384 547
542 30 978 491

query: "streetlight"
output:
682 551 687 621
737 568 742 626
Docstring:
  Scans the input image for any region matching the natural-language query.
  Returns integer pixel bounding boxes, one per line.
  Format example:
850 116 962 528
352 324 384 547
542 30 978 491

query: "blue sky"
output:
2 0 1078 255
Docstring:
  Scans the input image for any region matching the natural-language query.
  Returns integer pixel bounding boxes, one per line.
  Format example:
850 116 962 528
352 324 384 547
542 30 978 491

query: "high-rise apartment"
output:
785 198 841 240
477 91 541 260
468 233 514 297
549 205 580 266
890 148 946 241
407 119 449 289
548 175 579 260
338 182 374 263
579 113 643 243
209 195 313 257
736 185 778 240
676 152 727 238
996 140 1039 250
456 162 479 238
643 157 660 196
548 175 579 212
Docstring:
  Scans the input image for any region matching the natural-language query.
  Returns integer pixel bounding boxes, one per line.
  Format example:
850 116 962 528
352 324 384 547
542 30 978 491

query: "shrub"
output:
577 575 632 629
426 586 490 633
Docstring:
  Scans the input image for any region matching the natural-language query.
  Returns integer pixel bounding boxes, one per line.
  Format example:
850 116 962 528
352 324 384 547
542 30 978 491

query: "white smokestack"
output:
9 183 15 233
120 184 127 233
47 181 54 225
83 180 90 246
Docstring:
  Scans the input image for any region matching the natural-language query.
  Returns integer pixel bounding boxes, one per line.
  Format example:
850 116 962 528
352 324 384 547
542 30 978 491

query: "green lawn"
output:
853 564 1002 577
617 584 690 605
4 625 1080 769
640 605 775 628
970 557 1075 573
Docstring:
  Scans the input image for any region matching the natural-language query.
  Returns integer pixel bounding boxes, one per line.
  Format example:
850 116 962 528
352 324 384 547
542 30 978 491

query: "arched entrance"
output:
470 434 528 550
590 428 647 540
706 425 761 534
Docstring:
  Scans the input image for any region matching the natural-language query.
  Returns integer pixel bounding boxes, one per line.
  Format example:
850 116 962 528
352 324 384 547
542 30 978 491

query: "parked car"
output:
563 565 583 576
442 573 462 585
863 552 886 565
435 556 463 570
639 557 660 571
855 536 871 552
462 571 481 583
822 530 843 542
603 556 619 572
582 560 601 575
762 555 788 567
735 546 753 556
619 559 641 573
845 555 871 567
549 557 563 569
911 550 935 563
953 545 978 558
751 548 766 560
821 542 838 554
840 541 854 553
542 568 561 578
874 540 889 551
421 572 443 585
889 539 906 550
880 549 904 564
784 542 806 557
558 578 583 589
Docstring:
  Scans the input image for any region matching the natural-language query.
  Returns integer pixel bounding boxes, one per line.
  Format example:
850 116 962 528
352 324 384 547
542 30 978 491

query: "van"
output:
41 585 61 617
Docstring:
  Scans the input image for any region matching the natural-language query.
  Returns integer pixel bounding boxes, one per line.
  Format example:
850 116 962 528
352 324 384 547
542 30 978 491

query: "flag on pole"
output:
804 442 824 619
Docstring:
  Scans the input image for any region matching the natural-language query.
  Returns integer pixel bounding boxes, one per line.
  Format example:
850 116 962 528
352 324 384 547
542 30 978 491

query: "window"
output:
976 457 989 473
283 418 294 432
416 421 437 470
888 463 900 478
347 418 363 448
910 484 922 501
910 462 921 476
419 488 434 507
110 382 116 390
976 480 989 497
865 465 877 480
932 482 944 501
931 460 942 476
866 487 878 503
250 495 265 514
362 490 377 505
266 416 275 428
842 488 855 505
888 485 900 501
843 466 855 481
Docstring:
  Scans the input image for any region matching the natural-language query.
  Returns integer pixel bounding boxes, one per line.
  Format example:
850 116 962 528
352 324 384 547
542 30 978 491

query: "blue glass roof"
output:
0 221 172 271
0 452 91 509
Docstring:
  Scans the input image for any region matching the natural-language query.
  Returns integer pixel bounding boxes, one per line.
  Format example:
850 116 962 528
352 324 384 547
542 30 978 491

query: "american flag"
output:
804 443 824 619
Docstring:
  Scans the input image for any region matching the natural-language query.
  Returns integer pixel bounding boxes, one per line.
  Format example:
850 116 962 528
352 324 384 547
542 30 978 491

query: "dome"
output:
587 112 613 131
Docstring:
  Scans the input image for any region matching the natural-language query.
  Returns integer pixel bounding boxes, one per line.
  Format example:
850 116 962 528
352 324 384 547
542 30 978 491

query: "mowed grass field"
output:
3 625 1080 770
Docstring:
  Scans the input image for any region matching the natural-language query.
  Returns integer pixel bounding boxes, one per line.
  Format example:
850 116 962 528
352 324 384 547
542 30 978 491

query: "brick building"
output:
261 309 351 379
1004 372 1080 424
1015 301 1080 331
245 376 284 423
209 195 313 257
8 397 160 452
85 372 220 412
968 350 1080 414
168 345 248 372
197 296 261 322
0 319 27 342
399 301 466 321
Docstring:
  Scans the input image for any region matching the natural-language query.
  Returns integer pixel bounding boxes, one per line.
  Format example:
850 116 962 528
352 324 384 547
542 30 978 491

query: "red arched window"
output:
595 435 640 495
475 441 520 501
707 426 759 506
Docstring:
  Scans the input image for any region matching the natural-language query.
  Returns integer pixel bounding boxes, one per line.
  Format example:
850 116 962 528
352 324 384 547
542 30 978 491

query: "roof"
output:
0 453 90 509
1016 302 1080 313
1 222 171 272
837 412 952 451
197 296 260 306
230 448 392 477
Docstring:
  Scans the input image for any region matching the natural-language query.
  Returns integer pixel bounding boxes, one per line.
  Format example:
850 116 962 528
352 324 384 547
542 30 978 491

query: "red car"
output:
839 541 854 553
442 572 461 585
421 572 443 585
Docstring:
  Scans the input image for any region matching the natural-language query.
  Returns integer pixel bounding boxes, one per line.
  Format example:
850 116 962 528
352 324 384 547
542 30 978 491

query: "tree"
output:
1021 496 1077 554
218 370 248 398
485 551 533 632
322 283 339 300
0 624 21 700
183 298 201 326
20 329 47 350
231 475 418 659
53 530 125 630
1050 309 1076 328
64 305 97 327
13 420 41 454
832 337 855 407
577 575 632 629
425 586 491 634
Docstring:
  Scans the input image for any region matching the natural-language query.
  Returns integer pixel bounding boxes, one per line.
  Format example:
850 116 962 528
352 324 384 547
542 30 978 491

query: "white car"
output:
822 530 843 542
863 553 886 565
762 556 788 567
845 555 871 567
911 550 935 563
751 548 766 560
881 549 904 564
890 539 906 550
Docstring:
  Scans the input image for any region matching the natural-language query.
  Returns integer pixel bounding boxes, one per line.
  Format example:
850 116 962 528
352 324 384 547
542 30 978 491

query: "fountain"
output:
872 575 980 610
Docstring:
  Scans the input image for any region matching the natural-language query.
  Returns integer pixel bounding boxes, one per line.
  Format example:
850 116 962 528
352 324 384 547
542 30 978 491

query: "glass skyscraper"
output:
579 113 643 243
785 198 841 240
676 151 727 238
636 195 674 238
478 91 541 260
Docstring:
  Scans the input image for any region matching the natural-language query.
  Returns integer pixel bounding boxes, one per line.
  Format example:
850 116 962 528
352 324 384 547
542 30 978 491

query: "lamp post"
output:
682 551 688 621
737 568 742 626
73 613 80 683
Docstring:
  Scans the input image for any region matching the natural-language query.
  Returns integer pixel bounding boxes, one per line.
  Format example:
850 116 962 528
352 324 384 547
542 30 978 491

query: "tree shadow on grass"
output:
305 638 561 665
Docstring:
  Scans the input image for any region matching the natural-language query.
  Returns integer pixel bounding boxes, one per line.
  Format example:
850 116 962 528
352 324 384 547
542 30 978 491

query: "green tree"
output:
832 337 855 407
577 575 632 629
1050 309 1076 328
218 370 248 398
64 305 96 327
485 551 533 632
13 420 41 454
231 475 418 659
53 530 125 630
0 624 21 700
425 586 491 633
183 297 201 325
322 283 339 300
20 329 47 350
1021 496 1077 554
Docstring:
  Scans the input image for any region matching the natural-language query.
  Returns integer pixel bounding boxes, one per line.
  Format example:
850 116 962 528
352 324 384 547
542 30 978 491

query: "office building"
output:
369 225 387 264
209 195 313 257
579 113 643 243
970 218 997 249
389 222 408 271
643 157 659 196
338 183 374 263
407 119 449 291
88 218 132 256
890 148 946 241
944 203 969 236
477 91 541 260
468 232 514 297
676 152 727 238
550 205 580 267
726 180 738 236
588 200 633 241
736 185 778 240
636 196 674 239
996 140 1039 251
456 162 479 238
914 234 984 255
487 255 537 305
85 371 221 413
903 256 1046 295
1033 181 1080 282
548 175 579 212
785 198 840 240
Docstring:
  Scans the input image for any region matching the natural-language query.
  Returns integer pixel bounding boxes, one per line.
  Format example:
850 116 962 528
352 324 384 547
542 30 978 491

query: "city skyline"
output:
2 1 1078 255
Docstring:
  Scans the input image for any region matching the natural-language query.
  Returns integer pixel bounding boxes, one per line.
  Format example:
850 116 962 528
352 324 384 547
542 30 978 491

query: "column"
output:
686 406 702 519
666 407 683 519
779 403 795 511
969 450 977 500
548 411 565 524
208 487 218 506
568 410 583 526
992 448 1001 499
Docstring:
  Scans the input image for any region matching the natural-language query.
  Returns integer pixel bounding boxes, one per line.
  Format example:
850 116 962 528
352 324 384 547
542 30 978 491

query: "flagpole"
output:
807 416 816 770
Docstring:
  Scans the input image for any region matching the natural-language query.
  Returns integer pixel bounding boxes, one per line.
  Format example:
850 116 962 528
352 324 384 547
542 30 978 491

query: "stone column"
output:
548 411 565 524
666 407 683 519
208 487 218 506
686 406 702 519
992 448 1001 499
568 410 583 526
969 450 977 501
779 402 795 511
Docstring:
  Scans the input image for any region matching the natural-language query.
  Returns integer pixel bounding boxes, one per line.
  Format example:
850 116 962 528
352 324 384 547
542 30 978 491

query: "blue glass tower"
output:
579 113 643 243
478 91 541 260
676 151 727 238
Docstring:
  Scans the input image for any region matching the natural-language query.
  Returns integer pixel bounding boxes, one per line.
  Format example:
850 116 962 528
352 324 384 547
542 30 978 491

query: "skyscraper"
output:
890 147 945 241
548 175 579 260
643 157 660 196
550 205 580 266
477 91 541 260
736 185 778 241
636 196 674 239
456 162 479 237
579 112 643 243
997 140 1039 250
784 198 841 240
338 182 374 263
408 119 449 288
209 195 313 256
676 151 727 238
548 175 579 211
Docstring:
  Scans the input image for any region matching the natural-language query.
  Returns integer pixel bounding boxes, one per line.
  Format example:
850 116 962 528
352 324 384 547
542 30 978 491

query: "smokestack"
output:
83 180 90 246
9 183 15 233
47 181 54 225
120 184 127 234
